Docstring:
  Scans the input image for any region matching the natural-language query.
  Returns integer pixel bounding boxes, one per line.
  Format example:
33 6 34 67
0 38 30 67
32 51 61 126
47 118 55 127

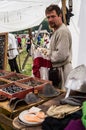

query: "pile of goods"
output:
0 72 6 76
2 85 25 94
0 80 8 85
7 76 22 81
22 79 42 87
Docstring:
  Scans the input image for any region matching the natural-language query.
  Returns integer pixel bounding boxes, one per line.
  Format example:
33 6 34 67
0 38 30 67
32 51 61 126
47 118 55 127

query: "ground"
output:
6 48 33 76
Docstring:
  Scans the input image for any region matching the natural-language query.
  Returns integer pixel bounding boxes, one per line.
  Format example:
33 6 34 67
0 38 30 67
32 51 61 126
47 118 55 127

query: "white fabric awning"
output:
0 0 59 32
1 0 86 68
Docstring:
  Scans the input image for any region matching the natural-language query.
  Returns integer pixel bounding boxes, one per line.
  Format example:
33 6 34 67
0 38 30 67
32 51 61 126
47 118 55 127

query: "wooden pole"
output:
17 48 22 71
22 28 32 70
61 0 67 25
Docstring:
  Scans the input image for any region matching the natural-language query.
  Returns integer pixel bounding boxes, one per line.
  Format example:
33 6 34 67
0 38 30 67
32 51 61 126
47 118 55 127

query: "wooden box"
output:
3 72 28 82
0 82 33 99
17 77 52 92
0 78 12 88
0 70 11 78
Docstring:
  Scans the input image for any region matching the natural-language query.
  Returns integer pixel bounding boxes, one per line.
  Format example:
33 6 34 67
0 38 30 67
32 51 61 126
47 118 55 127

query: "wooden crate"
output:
0 70 11 78
3 72 28 82
0 78 12 88
0 82 33 99
17 77 52 92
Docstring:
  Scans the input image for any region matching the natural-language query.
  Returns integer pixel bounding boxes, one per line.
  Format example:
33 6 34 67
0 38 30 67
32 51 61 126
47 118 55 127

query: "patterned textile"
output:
32 47 52 80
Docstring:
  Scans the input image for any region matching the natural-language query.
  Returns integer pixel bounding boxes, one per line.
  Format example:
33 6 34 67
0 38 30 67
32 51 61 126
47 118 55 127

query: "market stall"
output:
12 64 86 130
12 90 85 130
0 1 86 130
0 83 62 130
0 65 85 130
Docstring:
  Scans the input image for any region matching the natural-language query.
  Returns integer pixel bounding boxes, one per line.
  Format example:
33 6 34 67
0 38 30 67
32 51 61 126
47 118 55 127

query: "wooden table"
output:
0 97 46 118
0 89 63 130
0 96 49 130
12 92 66 130
13 90 86 130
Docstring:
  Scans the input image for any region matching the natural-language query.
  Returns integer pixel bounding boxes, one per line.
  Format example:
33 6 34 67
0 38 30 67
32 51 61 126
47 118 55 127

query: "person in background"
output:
17 35 22 49
45 4 72 89
26 35 31 53
37 35 41 46
8 33 20 73
15 35 18 47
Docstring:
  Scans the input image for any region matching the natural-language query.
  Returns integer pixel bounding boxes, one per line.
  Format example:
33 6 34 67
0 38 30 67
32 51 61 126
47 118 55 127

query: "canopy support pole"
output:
22 28 32 70
61 0 67 25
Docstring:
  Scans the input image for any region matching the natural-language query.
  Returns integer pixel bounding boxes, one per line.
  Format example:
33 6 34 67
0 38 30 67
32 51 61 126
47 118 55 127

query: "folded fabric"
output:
81 101 86 128
47 105 80 118
60 97 82 106
42 110 82 130
64 119 85 130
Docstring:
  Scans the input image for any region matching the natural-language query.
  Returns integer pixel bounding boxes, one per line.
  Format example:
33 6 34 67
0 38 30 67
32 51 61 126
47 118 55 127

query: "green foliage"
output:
13 19 50 34
32 19 50 32
18 50 33 76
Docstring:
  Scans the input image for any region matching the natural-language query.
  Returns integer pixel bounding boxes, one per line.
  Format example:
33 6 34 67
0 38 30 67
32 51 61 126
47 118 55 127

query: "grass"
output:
6 48 33 76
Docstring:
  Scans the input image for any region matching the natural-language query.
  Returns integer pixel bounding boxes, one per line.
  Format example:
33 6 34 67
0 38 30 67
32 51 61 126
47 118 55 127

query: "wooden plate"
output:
18 109 44 126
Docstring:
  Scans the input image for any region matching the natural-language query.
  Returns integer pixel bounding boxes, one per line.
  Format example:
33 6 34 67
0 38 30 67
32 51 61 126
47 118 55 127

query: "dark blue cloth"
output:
42 110 82 130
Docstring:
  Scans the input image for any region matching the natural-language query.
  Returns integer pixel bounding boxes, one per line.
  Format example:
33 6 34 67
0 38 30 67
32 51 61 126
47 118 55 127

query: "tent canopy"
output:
0 0 86 68
0 0 59 32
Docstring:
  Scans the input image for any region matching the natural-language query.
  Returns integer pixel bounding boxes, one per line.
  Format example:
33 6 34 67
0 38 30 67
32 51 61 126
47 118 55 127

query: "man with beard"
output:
45 4 72 89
